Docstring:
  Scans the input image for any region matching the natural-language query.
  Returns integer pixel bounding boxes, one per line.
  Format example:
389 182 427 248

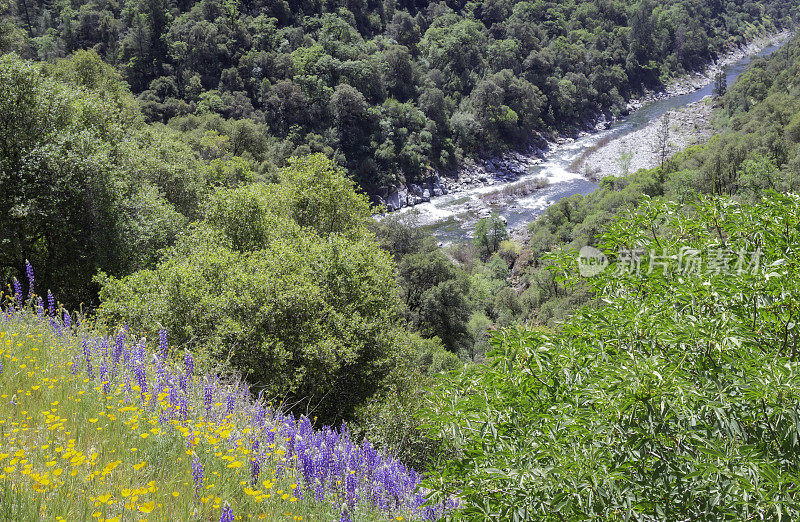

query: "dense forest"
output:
2 0 800 518
1 0 797 190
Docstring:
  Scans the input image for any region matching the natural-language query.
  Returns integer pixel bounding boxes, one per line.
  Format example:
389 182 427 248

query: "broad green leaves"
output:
420 194 800 519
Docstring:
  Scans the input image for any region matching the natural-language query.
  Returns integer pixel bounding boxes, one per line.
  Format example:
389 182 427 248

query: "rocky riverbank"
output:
373 30 792 213
579 98 715 180
577 30 792 179
371 145 552 212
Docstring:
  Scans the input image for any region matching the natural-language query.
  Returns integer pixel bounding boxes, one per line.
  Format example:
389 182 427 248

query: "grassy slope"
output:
0 311 428 521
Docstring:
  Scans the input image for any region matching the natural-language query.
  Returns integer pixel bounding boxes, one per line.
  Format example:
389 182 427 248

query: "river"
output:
399 38 789 243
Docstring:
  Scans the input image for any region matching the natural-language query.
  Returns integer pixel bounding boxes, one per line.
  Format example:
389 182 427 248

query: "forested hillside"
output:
1 0 796 189
515 32 800 324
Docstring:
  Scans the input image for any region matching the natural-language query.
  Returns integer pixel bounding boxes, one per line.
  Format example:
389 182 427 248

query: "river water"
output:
399 40 787 243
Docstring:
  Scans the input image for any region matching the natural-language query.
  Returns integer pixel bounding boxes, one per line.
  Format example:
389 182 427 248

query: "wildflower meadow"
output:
0 265 454 521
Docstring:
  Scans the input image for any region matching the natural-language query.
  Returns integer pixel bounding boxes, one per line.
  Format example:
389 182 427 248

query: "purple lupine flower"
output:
204 382 214 415
0 360 4 375
154 354 164 376
299 451 314 486
113 330 125 369
184 351 194 378
346 472 358 507
225 393 235 416
135 362 148 396
191 455 204 493
99 356 108 389
168 383 179 412
11 278 21 302
249 438 261 484
158 329 168 359
82 339 94 379
179 395 188 421
135 339 147 363
63 311 71 330
148 384 159 411
24 261 33 297
250 454 261 485
252 406 265 427
219 506 234 522
36 298 44 318
47 290 54 315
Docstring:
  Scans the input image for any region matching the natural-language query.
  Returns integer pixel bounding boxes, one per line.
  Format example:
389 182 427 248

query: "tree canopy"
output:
0 52 206 306
2 0 795 189
97 154 404 423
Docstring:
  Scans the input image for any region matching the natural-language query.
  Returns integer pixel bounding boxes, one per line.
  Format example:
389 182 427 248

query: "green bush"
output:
421 194 800 518
354 333 462 470
0 53 198 306
97 154 402 424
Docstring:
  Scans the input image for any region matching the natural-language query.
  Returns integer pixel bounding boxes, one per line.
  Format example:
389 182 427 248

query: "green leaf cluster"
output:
421 194 800 519
0 52 204 306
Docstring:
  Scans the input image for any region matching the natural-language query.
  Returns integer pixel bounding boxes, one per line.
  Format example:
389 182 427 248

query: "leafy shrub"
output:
0 53 199 307
97 155 401 424
421 194 800 519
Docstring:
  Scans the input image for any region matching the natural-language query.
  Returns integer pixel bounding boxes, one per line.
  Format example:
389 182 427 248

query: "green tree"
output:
0 53 192 306
420 14 488 95
473 214 509 260
416 275 473 353
713 70 727 98
397 249 458 317
0 0 25 53
97 154 401 424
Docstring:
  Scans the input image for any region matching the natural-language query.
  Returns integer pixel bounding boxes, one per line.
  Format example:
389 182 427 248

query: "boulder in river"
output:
398 188 409 207
386 191 400 212
371 194 385 208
